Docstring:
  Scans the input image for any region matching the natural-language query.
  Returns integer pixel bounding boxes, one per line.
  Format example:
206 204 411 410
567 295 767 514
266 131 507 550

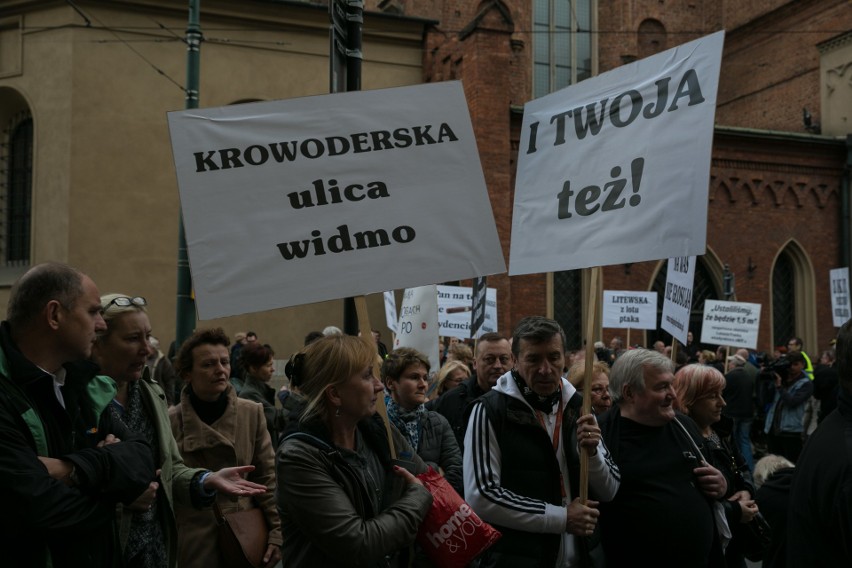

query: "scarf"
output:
512 370 561 413
109 381 168 568
385 395 427 451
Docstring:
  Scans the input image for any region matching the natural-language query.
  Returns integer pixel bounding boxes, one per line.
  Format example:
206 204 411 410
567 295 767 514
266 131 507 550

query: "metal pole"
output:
331 0 363 335
175 0 202 349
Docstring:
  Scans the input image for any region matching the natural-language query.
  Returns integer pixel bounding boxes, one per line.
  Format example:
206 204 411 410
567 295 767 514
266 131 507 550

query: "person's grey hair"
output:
609 348 674 403
7 263 85 330
753 454 794 490
322 325 343 336
511 316 566 358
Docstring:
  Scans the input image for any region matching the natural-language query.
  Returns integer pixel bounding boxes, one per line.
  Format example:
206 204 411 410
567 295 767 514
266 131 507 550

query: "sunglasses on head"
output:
102 296 147 311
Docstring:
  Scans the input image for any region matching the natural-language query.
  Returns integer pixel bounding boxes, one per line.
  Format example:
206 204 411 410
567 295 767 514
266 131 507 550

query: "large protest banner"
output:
700 300 761 349
395 285 440 371
661 256 696 345
509 31 724 275
437 285 497 339
168 81 505 320
602 291 657 330
830 267 850 327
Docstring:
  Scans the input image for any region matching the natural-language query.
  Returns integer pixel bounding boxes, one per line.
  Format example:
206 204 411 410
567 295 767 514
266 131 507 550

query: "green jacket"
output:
115 369 206 568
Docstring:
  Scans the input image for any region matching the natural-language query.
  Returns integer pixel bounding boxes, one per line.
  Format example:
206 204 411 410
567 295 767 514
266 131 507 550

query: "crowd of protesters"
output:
1 262 849 567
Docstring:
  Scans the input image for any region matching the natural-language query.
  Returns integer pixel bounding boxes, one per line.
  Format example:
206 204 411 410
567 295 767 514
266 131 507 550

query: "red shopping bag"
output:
415 468 501 568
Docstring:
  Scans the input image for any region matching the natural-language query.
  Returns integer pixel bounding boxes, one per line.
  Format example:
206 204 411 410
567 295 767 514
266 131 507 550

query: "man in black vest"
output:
464 317 620 567
430 331 513 449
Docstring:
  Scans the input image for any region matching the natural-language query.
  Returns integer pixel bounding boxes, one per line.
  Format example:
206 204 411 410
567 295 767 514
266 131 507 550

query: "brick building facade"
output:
371 0 852 353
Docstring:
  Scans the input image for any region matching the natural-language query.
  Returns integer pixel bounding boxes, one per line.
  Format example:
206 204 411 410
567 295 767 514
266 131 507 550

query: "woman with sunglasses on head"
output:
91 295 267 568
170 327 282 568
277 334 433 567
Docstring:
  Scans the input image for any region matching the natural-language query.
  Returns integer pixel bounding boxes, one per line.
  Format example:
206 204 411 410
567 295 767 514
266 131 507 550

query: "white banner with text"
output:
700 299 761 349
168 81 506 319
509 32 724 275
602 290 658 330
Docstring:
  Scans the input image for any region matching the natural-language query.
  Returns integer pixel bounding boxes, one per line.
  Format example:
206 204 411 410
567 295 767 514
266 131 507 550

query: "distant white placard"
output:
384 290 398 334
661 256 696 344
830 267 851 327
602 291 658 330
168 81 506 320
394 285 440 371
436 285 497 340
509 32 724 275
700 300 761 349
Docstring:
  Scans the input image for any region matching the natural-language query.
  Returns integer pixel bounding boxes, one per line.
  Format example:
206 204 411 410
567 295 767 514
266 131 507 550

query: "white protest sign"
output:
509 31 724 275
830 267 851 327
394 285 440 371
602 291 658 330
661 256 696 344
168 81 506 320
700 300 761 349
436 285 497 340
384 290 398 334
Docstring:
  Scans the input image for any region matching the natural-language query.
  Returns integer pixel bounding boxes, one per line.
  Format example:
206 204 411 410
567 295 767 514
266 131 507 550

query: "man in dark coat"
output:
787 320 852 566
429 331 513 449
0 263 153 568
599 348 728 567
723 353 757 471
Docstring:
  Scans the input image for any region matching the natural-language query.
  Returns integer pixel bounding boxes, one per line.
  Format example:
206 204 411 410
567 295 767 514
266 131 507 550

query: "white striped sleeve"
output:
463 401 567 534
587 437 621 501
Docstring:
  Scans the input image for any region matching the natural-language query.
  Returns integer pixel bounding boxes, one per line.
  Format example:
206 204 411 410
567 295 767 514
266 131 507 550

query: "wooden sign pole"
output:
579 266 601 503
354 295 397 459
671 338 679 362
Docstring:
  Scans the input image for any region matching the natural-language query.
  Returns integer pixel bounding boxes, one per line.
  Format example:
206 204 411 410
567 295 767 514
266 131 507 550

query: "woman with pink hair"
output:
674 364 760 567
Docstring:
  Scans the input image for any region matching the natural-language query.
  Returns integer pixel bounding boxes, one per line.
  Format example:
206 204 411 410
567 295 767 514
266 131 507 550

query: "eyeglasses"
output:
102 296 147 311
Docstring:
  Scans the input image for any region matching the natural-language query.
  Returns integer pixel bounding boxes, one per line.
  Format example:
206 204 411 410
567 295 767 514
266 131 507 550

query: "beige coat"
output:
169 385 283 568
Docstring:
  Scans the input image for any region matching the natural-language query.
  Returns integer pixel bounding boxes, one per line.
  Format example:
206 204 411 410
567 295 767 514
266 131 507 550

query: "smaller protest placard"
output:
660 256 696 344
700 300 761 349
437 285 497 340
470 277 488 339
395 285 440 371
384 290 398 334
602 291 657 330
830 267 850 328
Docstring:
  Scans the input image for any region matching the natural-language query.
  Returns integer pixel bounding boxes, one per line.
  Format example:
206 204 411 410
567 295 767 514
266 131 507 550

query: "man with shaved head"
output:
0 263 152 567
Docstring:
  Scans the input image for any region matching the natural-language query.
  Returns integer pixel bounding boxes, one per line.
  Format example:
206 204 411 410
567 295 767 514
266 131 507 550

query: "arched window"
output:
5 114 32 265
0 97 32 268
771 242 816 350
533 0 595 98
638 19 667 59
772 253 796 347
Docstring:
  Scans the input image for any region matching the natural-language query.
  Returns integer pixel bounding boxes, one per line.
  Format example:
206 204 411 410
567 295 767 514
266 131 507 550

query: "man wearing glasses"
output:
0 263 153 567
431 331 514 450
